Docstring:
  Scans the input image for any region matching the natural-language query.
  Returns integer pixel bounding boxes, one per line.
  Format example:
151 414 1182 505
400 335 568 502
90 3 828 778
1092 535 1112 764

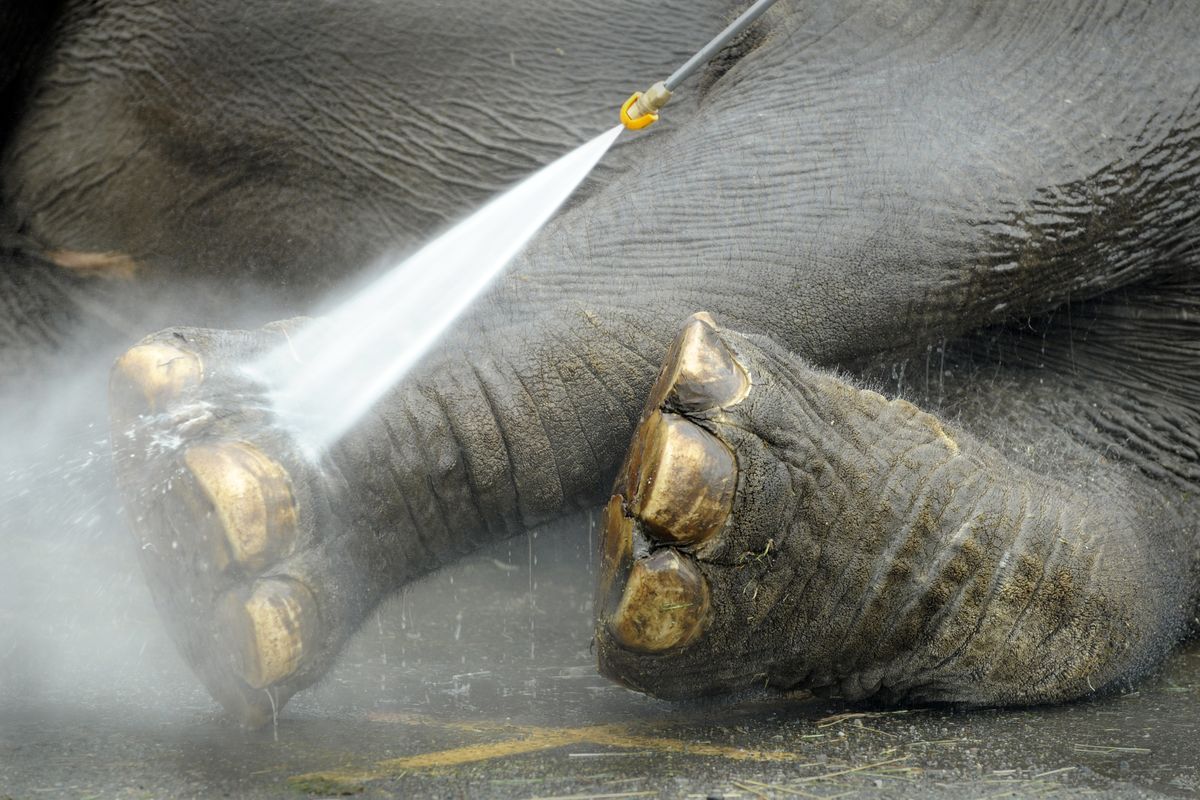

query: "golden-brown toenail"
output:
111 343 202 413
598 495 634 603
183 442 298 573
218 578 318 689
626 412 736 546
645 313 750 413
607 550 710 652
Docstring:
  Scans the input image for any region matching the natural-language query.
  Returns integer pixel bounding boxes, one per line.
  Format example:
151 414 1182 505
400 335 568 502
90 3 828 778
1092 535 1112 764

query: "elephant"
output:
2 0 1199 728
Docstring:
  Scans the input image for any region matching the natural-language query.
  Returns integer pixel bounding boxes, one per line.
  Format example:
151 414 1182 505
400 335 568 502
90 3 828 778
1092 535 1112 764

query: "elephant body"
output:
2 0 1199 724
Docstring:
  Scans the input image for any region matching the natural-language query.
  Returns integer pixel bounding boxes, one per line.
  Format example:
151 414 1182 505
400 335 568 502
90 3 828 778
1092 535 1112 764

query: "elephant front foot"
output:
108 328 376 727
596 314 1163 707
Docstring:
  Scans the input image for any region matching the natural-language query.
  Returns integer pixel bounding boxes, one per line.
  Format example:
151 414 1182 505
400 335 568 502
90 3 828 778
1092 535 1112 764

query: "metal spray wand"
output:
620 0 781 130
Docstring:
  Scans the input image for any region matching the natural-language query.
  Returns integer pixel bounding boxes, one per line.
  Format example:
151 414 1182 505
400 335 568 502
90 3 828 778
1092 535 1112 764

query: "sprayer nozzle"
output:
621 81 672 130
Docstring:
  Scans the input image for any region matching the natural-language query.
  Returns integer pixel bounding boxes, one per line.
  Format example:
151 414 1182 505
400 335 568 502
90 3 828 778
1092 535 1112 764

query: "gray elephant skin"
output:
2 0 1198 727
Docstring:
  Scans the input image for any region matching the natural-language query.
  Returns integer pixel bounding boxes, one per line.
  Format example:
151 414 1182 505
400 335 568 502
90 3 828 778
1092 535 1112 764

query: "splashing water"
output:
253 124 624 452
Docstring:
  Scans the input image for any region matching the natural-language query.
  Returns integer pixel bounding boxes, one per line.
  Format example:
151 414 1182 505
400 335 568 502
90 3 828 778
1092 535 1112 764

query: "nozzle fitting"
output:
621 81 672 130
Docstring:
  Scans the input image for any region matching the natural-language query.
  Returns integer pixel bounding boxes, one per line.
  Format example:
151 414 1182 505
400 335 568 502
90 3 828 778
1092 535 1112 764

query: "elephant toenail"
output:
607 549 710 652
624 411 736 546
110 342 203 414
218 578 318 689
644 312 750 414
597 495 634 604
182 441 298 573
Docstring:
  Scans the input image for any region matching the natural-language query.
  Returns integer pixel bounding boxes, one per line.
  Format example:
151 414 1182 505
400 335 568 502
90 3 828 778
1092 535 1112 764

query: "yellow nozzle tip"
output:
621 92 658 131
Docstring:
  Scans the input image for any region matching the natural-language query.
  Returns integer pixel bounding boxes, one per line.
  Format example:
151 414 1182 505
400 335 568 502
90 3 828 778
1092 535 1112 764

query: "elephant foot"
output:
596 314 1158 706
109 329 370 727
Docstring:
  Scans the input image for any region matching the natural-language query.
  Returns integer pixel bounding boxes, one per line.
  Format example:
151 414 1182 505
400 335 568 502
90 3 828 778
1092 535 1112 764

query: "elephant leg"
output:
595 313 1197 705
107 306 676 725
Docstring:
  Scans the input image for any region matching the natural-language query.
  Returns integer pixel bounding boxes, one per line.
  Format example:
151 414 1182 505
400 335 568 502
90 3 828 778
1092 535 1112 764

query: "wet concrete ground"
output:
3 501 1199 800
